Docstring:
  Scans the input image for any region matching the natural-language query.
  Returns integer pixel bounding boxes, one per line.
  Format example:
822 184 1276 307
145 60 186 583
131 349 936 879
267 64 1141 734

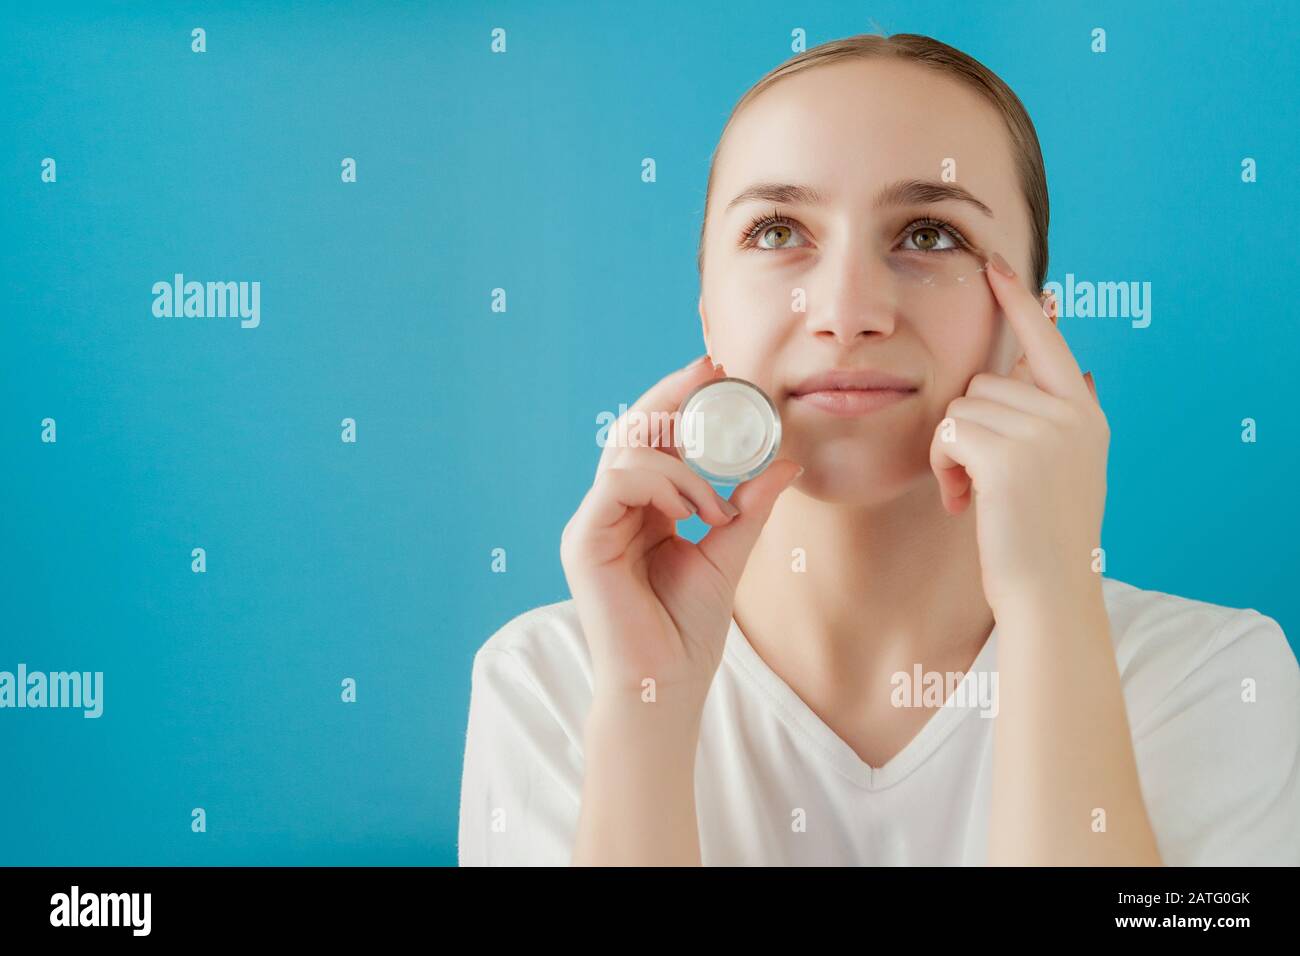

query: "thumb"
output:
696 458 803 589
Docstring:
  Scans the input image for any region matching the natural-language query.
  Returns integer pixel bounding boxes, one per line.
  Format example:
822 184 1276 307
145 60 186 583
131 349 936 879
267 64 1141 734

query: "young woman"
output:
458 33 1299 866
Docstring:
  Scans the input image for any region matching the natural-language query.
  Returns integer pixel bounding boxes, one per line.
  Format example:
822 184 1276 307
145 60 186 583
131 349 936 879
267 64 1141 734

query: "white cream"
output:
678 378 781 482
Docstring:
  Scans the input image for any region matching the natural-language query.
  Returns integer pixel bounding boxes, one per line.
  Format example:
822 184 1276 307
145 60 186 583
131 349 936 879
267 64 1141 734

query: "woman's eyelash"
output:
906 216 975 252
737 210 975 252
738 208 794 245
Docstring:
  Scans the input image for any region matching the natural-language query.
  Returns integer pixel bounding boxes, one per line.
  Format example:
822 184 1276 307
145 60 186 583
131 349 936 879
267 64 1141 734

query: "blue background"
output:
2 0 1296 865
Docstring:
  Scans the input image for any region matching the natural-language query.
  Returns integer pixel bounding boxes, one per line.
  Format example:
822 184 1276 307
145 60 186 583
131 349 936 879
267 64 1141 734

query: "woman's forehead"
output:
712 59 1020 213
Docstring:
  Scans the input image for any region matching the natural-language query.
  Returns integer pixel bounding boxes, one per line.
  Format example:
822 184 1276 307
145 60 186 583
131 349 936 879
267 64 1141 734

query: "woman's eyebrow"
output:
874 179 994 216
725 182 824 212
725 179 994 217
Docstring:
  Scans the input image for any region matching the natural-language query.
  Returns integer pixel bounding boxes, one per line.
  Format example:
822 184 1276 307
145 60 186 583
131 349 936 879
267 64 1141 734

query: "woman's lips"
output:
790 388 917 416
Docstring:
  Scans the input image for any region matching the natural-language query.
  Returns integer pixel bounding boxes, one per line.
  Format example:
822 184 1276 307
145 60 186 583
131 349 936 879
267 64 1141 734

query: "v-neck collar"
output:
721 615 999 791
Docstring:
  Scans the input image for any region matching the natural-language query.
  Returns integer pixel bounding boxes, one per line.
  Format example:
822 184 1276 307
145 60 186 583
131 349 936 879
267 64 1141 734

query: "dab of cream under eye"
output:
677 378 781 484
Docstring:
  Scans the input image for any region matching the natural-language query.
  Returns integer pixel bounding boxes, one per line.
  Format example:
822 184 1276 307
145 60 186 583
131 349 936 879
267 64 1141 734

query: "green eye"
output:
761 225 795 248
741 210 807 250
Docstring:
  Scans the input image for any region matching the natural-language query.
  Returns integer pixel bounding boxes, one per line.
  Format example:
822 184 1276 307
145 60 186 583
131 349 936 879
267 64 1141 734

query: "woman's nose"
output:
802 248 900 344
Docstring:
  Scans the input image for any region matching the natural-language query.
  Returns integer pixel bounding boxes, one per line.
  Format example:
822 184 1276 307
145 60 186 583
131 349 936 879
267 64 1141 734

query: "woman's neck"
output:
733 476 995 697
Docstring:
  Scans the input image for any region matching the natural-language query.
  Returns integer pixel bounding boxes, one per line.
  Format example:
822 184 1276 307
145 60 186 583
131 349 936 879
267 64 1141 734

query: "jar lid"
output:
676 376 782 484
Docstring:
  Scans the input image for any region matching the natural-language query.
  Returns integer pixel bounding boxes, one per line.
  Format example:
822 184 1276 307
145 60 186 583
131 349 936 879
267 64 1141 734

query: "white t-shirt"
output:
457 575 1300 865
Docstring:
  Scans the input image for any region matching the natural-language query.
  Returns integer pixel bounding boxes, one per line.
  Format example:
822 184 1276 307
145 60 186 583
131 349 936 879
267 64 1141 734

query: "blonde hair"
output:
697 32 1049 289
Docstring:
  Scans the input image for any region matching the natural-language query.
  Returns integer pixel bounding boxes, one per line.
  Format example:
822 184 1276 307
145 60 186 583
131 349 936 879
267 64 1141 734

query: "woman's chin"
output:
780 452 928 506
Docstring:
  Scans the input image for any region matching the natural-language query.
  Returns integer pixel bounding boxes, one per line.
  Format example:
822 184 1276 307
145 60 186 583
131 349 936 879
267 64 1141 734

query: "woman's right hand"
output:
560 353 803 713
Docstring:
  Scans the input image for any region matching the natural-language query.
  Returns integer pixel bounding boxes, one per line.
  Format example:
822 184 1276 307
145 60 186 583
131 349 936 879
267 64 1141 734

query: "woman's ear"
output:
698 295 711 355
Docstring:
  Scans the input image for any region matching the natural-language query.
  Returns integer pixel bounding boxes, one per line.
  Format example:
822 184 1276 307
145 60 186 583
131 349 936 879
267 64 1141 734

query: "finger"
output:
601 445 740 526
965 370 1071 422
600 355 712 456
564 468 696 564
573 468 690 542
696 459 803 588
930 415 969 503
1004 292 1059 387
596 355 723 477
946 396 1042 441
984 253 1089 401
1004 291 1058 385
929 415 1004 514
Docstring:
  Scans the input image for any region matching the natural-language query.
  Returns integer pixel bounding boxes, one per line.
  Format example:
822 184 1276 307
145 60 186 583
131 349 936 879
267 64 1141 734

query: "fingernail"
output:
717 495 741 518
689 354 711 368
987 251 1015 277
712 361 727 375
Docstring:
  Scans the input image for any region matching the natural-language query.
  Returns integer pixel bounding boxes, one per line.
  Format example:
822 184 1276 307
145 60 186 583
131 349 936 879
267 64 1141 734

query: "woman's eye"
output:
755 222 807 249
902 223 959 253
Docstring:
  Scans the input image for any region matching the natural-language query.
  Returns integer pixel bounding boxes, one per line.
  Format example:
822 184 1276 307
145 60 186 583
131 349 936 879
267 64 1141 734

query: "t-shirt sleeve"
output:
1131 610 1300 865
457 646 584 866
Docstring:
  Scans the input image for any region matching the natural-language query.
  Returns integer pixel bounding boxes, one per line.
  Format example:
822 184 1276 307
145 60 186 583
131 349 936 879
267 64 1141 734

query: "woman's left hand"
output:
929 253 1108 614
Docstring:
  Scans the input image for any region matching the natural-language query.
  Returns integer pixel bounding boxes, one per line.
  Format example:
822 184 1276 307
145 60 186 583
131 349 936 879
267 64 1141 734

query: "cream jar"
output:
676 376 782 484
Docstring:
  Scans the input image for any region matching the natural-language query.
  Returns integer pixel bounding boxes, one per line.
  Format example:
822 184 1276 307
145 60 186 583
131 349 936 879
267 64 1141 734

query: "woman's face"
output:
699 58 1036 505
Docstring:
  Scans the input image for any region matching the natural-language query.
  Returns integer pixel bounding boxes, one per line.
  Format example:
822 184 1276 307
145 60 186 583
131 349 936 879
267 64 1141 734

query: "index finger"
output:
984 252 1089 401
596 353 722 476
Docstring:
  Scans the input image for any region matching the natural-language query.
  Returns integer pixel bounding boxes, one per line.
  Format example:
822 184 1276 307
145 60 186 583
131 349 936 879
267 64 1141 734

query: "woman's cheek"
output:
918 294 1000 384
711 322 785 390
707 279 792 374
